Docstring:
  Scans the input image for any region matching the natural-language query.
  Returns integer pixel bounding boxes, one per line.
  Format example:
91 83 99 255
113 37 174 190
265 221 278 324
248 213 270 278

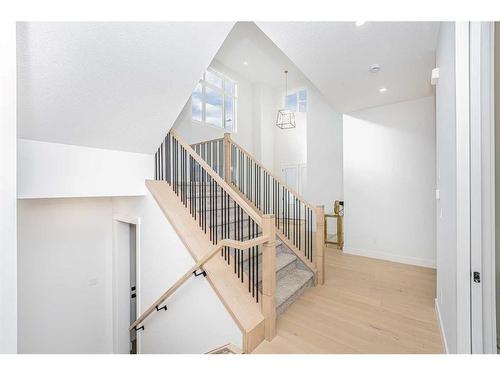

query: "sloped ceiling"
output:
17 22 234 153
213 22 308 88
256 22 440 113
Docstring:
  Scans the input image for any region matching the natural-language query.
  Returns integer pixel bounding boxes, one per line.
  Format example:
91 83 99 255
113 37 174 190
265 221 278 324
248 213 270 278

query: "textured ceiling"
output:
17 22 234 153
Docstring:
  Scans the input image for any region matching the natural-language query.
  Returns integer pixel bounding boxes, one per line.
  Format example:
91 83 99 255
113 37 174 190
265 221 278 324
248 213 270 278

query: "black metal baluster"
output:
212 176 215 243
182 147 185 205
236 207 240 279
167 133 170 184
173 139 176 194
189 155 192 216
255 240 259 303
176 139 179 195
180 145 184 204
240 207 244 282
227 192 230 265
308 209 311 261
234 200 237 274
249 220 253 294
164 137 167 181
258 166 261 211
283 187 286 237
198 162 202 227
214 178 217 244
305 207 308 259
294 197 297 247
209 174 212 242
155 148 158 180
160 141 163 181
244 212 248 283
202 169 206 233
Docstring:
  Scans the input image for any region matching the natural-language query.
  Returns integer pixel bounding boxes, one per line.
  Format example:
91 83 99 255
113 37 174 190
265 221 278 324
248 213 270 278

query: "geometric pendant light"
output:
275 70 296 129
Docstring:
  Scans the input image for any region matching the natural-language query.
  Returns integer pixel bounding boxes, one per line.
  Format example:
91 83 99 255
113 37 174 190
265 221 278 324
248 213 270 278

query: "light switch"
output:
435 189 440 200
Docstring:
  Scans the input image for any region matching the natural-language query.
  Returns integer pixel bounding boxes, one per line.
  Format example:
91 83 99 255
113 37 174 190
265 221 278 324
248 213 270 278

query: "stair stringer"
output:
146 180 265 353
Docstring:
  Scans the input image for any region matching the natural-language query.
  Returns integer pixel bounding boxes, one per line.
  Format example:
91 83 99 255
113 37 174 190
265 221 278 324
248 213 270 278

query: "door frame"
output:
113 214 142 354
469 21 497 354
455 21 472 354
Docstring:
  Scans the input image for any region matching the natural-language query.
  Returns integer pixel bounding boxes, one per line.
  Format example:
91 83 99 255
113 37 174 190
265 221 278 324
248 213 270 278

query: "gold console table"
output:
324 200 344 250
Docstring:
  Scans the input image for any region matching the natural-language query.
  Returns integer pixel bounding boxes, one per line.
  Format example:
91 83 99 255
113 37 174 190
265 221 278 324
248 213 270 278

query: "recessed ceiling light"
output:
379 87 387 93
369 64 381 73
243 61 248 66
355 21 366 27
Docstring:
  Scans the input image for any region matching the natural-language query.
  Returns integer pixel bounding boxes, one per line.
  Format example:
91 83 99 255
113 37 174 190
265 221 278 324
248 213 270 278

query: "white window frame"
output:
192 68 237 133
286 89 307 113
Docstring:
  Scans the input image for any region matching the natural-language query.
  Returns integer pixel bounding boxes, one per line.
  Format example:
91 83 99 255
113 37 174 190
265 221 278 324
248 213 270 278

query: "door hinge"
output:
473 271 481 283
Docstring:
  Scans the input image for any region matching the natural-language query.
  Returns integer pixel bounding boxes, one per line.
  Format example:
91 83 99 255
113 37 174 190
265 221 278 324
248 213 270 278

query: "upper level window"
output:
286 89 307 113
191 68 237 132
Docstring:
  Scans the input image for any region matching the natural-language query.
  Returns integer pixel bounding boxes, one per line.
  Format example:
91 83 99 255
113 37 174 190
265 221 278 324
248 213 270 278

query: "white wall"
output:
252 83 276 169
271 86 308 176
16 194 242 353
112 194 242 353
173 61 255 155
18 139 153 199
0 22 17 353
435 22 457 354
305 85 344 212
343 96 436 268
17 198 114 353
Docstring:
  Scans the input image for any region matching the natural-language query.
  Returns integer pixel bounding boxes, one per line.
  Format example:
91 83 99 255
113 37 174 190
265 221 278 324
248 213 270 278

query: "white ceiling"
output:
17 22 234 153
213 22 307 89
256 22 440 113
17 22 440 154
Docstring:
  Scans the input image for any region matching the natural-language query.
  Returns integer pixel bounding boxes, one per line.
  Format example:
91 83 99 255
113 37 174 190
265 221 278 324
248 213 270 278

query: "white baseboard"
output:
435 298 449 354
343 247 436 269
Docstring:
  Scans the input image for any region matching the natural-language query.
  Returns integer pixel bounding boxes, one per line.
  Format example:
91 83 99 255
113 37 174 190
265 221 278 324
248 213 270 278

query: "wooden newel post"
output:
315 205 325 285
262 214 276 340
223 133 231 184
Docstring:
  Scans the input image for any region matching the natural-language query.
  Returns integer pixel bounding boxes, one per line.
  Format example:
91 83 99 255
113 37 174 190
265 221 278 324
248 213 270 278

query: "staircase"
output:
132 129 324 353
191 134 322 315
198 180 315 316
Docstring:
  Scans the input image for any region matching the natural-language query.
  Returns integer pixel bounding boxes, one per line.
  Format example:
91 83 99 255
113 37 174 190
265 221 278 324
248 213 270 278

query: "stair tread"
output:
275 269 314 307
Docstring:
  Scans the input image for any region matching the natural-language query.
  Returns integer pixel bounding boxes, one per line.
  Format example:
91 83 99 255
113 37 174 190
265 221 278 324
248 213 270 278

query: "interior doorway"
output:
113 215 141 354
129 224 138 354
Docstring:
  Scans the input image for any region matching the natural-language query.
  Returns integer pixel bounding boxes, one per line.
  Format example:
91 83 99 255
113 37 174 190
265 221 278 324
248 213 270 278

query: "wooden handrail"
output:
190 137 224 149
170 129 263 227
129 235 270 331
227 137 317 212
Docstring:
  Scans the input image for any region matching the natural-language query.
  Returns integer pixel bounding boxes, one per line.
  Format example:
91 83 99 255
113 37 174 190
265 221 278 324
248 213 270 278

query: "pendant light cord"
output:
283 70 289 107
284 70 288 98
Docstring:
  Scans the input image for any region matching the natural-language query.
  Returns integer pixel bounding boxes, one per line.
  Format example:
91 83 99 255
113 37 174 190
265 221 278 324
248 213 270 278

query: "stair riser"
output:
257 259 298 288
276 276 314 317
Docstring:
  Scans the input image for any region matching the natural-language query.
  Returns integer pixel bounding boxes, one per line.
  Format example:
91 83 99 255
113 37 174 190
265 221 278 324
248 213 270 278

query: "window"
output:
191 68 237 132
285 89 307 113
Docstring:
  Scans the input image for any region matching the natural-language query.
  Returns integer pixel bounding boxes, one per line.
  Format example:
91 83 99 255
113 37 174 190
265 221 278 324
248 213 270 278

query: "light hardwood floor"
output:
252 246 443 354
